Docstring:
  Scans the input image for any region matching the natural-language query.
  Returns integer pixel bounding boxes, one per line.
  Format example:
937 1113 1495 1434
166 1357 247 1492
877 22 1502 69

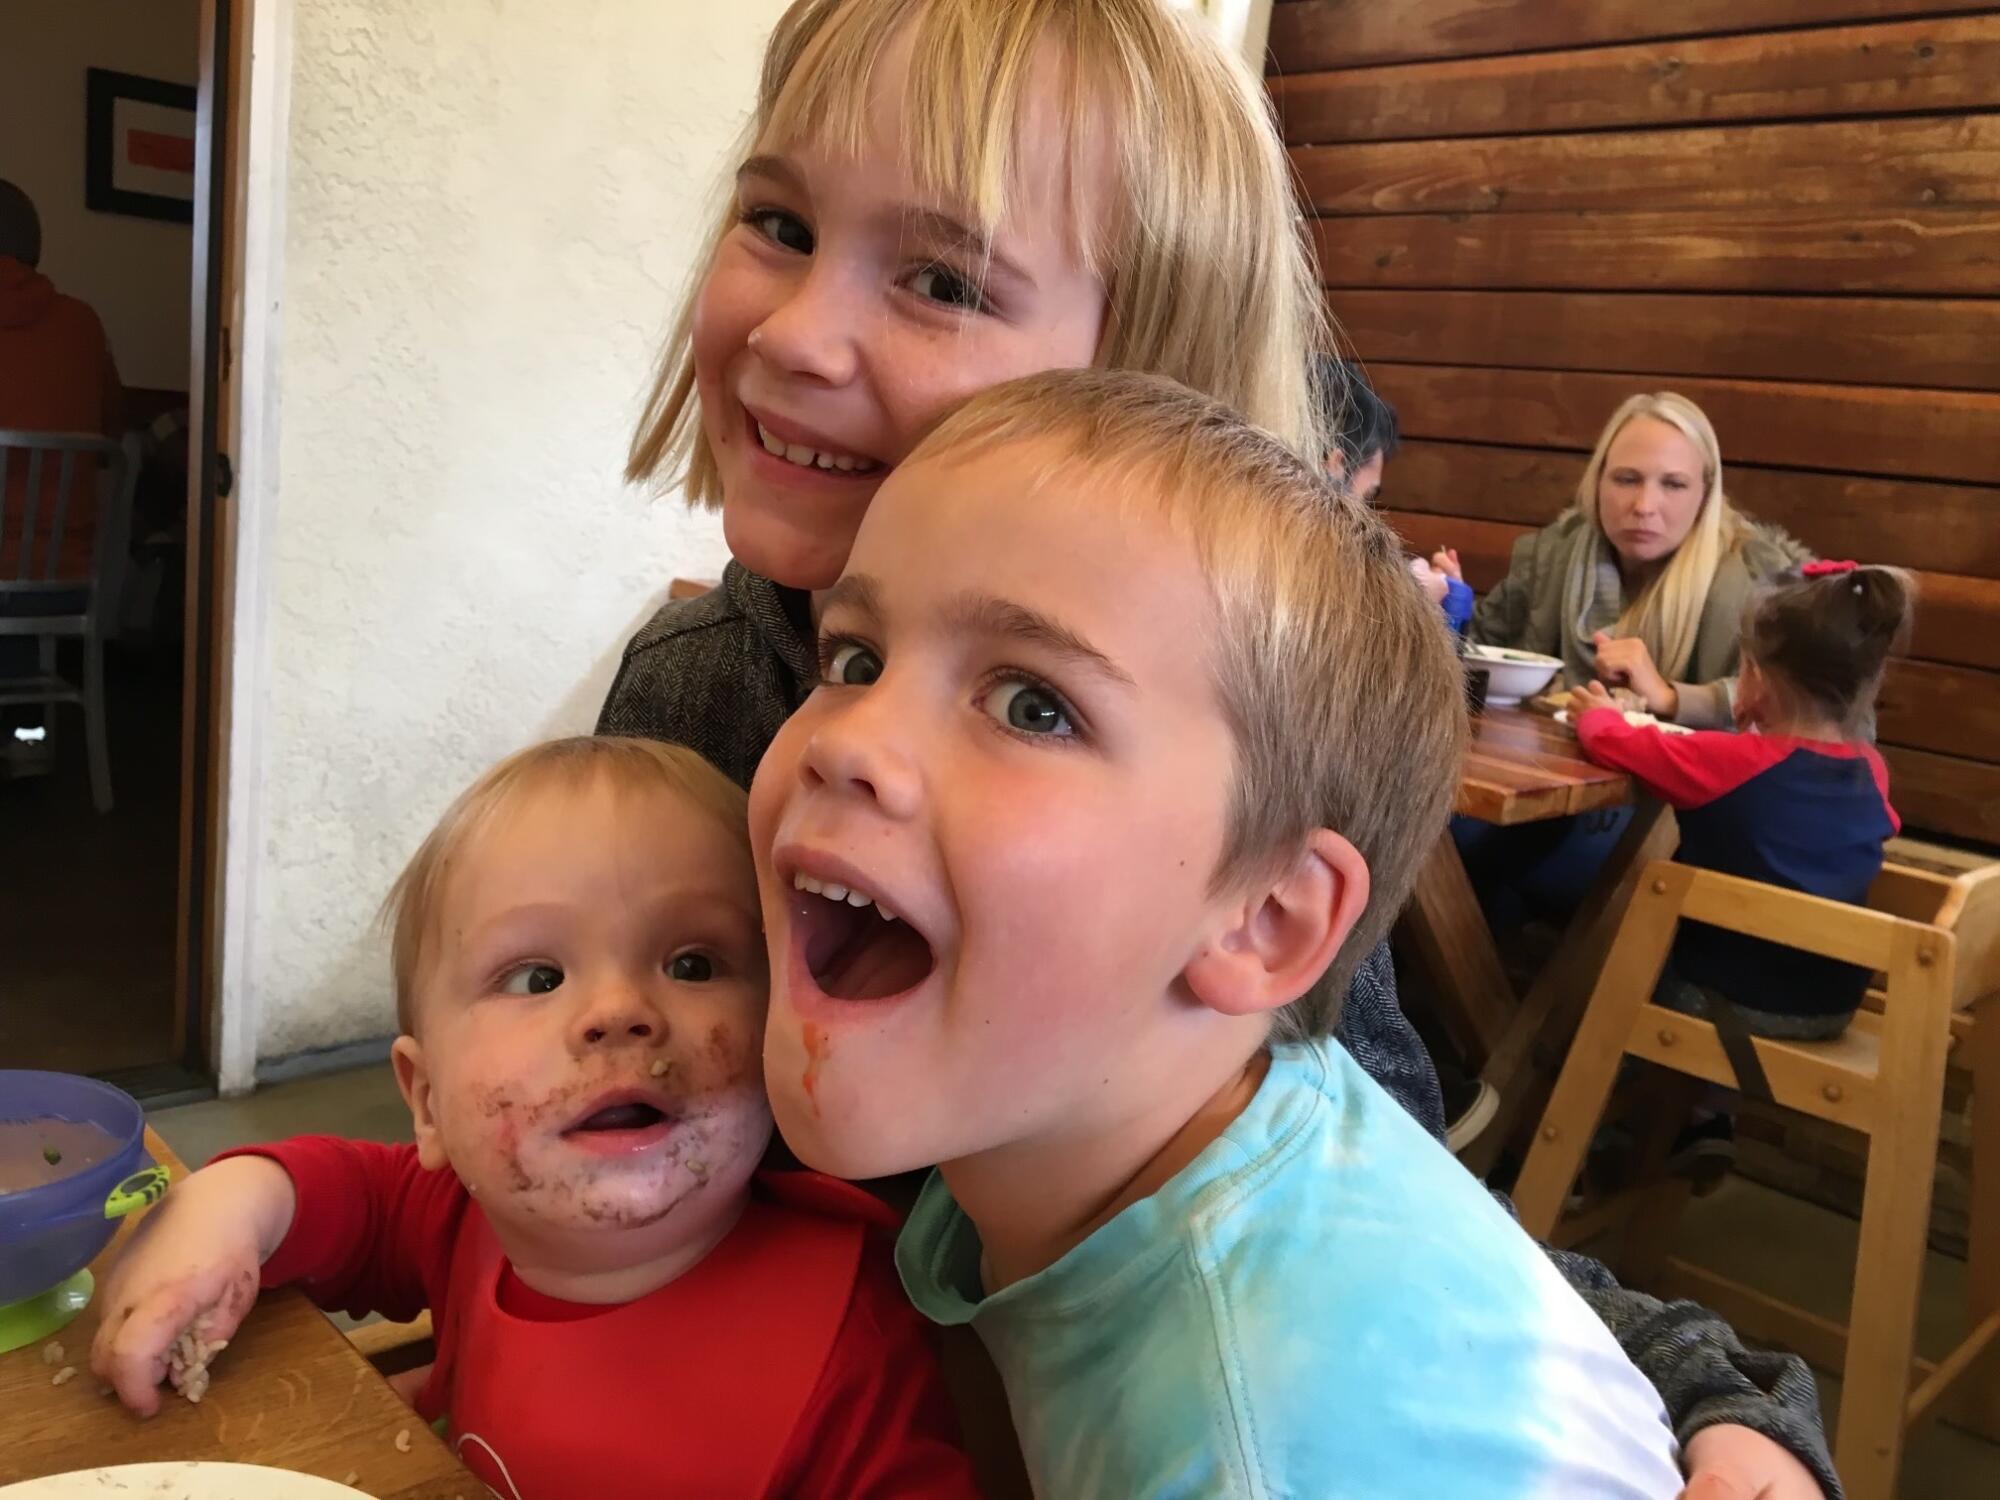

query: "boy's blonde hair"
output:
912 369 1467 1040
383 738 751 1034
629 0 1333 501
1577 392 1745 682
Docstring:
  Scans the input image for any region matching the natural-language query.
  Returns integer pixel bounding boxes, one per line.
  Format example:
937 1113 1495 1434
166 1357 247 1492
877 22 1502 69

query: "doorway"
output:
1 0 233 1094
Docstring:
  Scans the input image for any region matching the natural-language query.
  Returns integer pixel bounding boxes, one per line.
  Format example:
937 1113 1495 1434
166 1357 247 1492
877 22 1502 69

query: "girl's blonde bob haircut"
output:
1577 391 1745 683
382 737 751 1034
628 0 1333 502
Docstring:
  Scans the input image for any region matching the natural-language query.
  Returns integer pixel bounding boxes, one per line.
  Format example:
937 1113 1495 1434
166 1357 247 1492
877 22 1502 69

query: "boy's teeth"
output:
875 899 897 923
821 882 849 902
790 870 897 921
844 889 870 907
793 873 824 895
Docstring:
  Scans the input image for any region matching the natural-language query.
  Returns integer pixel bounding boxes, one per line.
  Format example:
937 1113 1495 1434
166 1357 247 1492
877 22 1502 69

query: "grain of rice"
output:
165 1328 228 1404
649 1059 670 1078
342 1473 359 1486
393 1427 412 1453
41 1340 64 1366
51 1366 78 1386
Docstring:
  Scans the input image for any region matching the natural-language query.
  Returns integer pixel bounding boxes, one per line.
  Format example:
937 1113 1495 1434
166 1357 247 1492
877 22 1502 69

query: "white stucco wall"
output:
0 0 200 390
224 0 784 1078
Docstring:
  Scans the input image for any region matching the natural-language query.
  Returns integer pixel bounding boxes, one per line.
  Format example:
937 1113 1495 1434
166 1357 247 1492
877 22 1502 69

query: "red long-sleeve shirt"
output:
221 1137 981 1499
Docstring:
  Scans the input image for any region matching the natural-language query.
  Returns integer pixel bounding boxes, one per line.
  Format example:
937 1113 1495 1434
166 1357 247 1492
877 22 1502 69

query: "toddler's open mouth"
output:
558 1088 681 1156
789 866 936 1003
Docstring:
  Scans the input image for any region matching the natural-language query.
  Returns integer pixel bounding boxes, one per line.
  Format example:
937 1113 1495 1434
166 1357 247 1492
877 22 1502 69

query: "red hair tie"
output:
1802 559 1858 578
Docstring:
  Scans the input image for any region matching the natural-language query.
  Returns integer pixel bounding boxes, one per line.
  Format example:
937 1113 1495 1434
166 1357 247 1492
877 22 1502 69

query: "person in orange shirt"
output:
2 178 125 762
1 179 124 576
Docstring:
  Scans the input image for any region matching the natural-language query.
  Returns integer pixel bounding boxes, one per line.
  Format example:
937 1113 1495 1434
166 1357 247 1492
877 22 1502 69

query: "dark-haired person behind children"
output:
1573 563 1913 1039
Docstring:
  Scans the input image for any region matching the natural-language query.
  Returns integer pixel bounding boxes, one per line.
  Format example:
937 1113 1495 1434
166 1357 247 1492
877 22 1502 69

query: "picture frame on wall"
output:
85 67 197 224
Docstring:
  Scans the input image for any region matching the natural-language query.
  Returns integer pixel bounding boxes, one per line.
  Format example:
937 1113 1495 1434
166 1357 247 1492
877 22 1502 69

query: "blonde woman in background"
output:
1442 392 1812 922
1437 392 1809 725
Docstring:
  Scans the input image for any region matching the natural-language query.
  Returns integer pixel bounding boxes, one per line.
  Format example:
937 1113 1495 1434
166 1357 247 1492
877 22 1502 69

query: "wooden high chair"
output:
1511 858 2000 1500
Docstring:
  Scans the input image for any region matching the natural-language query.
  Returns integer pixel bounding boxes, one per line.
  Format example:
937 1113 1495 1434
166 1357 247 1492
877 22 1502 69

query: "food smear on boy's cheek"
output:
801 1021 830 1115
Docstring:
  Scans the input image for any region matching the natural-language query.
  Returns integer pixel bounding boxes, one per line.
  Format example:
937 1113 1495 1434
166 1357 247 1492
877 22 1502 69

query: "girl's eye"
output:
825 641 883 686
498 964 564 996
668 953 714 983
981 679 1075 738
745 207 813 255
908 263 986 312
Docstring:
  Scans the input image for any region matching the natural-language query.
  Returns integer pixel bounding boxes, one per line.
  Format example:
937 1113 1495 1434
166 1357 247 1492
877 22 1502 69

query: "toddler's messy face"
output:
748 441 1241 1179
691 25 1108 591
392 777 769 1258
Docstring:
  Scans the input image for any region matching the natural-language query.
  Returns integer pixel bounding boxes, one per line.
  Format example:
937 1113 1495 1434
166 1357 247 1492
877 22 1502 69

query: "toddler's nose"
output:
569 982 667 1053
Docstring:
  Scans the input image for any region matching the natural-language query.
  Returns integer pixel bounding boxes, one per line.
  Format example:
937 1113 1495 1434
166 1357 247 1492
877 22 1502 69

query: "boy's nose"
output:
798 695 921 820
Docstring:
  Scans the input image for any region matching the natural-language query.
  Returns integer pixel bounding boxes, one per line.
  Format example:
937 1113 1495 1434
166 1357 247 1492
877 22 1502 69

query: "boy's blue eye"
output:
668 953 713 982
909 264 985 312
982 679 1074 737
826 642 883 686
498 964 564 996
746 207 813 255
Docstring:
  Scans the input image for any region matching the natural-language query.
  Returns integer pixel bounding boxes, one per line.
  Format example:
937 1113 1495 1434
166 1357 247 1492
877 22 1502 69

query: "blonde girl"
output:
594 7 1835 1495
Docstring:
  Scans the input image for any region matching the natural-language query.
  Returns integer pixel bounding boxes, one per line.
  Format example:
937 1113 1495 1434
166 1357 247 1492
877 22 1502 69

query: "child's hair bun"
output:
1848 566 1915 652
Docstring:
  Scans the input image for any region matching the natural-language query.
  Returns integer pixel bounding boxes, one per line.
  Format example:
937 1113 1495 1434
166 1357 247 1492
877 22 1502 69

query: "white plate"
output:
0 1464 370 1499
1557 708 1694 736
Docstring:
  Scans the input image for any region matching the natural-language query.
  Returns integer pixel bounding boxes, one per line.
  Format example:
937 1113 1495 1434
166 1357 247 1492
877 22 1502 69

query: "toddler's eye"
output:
498 963 564 995
982 679 1074 737
826 642 883 686
668 953 714 982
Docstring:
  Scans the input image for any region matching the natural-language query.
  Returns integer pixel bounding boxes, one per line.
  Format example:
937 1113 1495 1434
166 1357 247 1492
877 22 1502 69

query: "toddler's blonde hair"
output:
629 0 1333 502
911 369 1467 1039
383 738 751 1034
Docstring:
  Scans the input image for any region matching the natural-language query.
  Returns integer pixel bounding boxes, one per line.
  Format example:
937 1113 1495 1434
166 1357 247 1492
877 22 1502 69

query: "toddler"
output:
1575 562 1912 1038
91 737 976 1498
749 368 1686 1497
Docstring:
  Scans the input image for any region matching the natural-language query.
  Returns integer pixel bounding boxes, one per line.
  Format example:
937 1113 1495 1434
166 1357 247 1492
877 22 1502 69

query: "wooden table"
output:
1398 709 1676 1167
0 1130 473 1497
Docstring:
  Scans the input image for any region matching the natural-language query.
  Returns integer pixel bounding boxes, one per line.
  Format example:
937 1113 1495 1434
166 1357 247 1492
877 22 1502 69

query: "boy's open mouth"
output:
792 870 936 1001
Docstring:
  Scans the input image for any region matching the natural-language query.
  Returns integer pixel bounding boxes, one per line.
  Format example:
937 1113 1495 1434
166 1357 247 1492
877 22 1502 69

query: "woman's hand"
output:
1592 631 1679 719
90 1156 297 1416
1677 1423 1826 1500
1430 547 1462 581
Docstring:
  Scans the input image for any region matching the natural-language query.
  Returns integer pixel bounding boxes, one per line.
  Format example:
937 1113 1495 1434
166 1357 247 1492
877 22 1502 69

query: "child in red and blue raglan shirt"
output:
1575 562 1914 1039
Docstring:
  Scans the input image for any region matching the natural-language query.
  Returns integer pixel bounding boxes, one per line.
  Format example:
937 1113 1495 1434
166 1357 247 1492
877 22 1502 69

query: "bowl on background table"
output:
1461 644 1563 707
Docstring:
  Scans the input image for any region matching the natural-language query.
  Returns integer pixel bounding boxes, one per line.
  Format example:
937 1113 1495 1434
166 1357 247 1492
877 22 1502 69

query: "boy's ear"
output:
1183 829 1370 1019
391 1035 452 1172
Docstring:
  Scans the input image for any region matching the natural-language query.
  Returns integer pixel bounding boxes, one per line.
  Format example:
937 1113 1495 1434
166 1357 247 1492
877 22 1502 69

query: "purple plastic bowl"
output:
0 1071 159 1306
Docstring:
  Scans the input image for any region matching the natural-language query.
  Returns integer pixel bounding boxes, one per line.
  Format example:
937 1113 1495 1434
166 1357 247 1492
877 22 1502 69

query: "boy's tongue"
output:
815 910 934 1001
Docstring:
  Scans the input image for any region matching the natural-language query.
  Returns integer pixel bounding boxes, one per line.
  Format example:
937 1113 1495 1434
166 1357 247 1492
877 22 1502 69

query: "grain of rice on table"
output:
166 1329 228 1403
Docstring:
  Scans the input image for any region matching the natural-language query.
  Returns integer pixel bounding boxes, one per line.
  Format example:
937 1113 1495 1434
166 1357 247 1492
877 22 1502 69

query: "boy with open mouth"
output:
750 369 1687 1497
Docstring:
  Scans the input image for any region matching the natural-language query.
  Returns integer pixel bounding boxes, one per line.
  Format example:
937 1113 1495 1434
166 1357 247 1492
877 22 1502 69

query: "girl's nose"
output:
748 264 860 388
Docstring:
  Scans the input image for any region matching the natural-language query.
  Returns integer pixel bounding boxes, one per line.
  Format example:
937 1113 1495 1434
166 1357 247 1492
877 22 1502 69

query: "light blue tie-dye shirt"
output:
898 1038 1683 1499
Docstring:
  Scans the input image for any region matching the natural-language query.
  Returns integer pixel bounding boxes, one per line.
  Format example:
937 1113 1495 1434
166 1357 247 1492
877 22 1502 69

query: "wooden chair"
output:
0 430 139 812
1512 858 2000 1500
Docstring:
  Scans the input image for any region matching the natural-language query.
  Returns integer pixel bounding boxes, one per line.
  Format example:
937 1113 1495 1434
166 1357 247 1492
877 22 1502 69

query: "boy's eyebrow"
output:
943 591 1135 687
819 572 882 624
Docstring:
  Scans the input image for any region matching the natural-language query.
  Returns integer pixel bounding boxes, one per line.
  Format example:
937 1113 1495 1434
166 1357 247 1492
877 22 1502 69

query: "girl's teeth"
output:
844 889 871 907
754 421 875 474
758 424 785 457
794 873 824 895
875 899 896 923
783 441 817 466
821 882 849 902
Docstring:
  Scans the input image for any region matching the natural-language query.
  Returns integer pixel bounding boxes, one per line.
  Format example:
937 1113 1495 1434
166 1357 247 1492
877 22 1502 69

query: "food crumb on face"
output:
649 1058 671 1078
51 1365 78 1386
393 1427 412 1453
41 1340 63 1365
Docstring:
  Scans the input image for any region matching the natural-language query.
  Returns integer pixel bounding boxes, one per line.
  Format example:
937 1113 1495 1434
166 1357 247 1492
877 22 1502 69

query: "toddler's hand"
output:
1574 679 1618 713
1677 1423 1825 1499
1592 631 1678 719
1408 558 1451 606
90 1156 297 1416
1430 547 1463 581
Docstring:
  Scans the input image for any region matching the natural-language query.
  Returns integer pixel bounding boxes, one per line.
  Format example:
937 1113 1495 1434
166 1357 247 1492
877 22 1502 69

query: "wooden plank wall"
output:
1268 1 2000 843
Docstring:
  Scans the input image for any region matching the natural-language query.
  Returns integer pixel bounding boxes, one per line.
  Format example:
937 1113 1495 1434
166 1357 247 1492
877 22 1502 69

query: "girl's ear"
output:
391 1036 451 1172
1183 829 1370 1018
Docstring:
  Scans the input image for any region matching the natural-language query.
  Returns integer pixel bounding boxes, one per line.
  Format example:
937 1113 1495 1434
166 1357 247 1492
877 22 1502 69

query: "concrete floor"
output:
149 1066 2000 1497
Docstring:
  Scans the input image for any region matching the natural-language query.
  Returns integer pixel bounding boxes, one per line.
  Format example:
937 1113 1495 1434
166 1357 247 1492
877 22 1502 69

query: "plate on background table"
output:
0 1464 369 1499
